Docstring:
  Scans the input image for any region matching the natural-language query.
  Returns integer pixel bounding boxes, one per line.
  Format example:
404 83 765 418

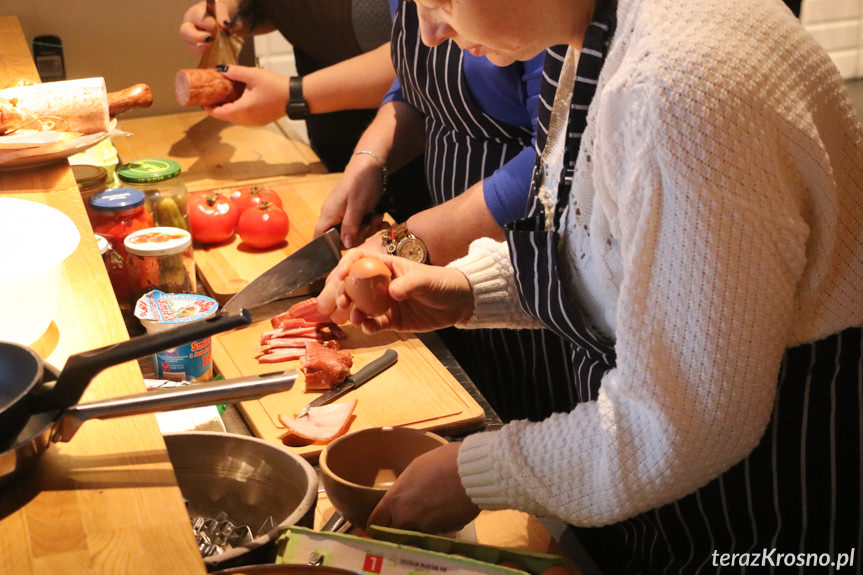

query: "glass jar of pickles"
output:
118 158 189 231
124 227 196 310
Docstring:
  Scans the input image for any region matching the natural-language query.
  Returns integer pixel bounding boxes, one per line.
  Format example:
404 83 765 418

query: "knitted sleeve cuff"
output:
446 238 541 329
457 431 512 509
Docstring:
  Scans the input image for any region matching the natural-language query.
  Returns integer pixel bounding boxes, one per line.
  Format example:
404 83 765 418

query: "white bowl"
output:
0 198 80 344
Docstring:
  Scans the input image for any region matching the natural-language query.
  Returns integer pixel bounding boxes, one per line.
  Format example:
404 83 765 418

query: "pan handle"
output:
51 369 297 442
34 310 251 413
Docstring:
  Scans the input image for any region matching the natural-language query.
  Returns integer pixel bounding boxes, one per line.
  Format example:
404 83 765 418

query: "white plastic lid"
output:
134 290 218 329
94 233 110 255
124 227 191 257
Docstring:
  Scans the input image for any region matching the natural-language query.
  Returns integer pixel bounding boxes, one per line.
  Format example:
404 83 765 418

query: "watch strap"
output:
285 76 310 120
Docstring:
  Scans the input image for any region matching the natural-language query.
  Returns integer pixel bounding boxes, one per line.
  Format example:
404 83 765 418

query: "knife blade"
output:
297 348 398 418
221 227 341 320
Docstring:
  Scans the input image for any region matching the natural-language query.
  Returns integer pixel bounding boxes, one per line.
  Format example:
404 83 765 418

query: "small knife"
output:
297 349 398 418
222 227 342 321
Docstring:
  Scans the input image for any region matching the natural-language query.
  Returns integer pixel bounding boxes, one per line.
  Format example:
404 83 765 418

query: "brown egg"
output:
345 258 392 316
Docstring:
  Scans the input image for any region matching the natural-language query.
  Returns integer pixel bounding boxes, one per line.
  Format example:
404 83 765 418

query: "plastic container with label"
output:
118 158 189 231
124 226 196 310
134 290 218 382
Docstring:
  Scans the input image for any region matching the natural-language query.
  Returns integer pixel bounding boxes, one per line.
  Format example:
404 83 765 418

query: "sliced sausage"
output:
175 68 243 107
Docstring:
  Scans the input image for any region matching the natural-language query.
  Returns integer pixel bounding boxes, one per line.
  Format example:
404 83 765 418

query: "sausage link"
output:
175 69 243 107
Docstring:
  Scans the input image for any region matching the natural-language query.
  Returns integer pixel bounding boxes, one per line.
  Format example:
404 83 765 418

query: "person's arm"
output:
397 52 544 264
315 99 427 247
404 182 502 265
205 45 395 126
302 43 395 114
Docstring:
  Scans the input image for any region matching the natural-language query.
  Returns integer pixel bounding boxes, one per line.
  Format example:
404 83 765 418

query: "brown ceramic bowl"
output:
319 426 448 528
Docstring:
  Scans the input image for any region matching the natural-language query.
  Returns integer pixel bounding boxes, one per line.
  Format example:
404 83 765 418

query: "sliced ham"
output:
256 348 305 363
303 341 352 391
278 400 357 444
279 297 334 324
266 336 329 348
257 297 346 364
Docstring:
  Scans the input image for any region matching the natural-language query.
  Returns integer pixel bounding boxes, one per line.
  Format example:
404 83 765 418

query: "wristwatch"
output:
382 223 428 264
285 76 310 120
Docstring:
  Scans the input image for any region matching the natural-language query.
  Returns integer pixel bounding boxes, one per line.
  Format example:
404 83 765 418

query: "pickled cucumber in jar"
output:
156 197 188 230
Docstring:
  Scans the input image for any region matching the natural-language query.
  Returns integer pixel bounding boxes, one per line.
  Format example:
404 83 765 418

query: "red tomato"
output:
237 202 289 249
230 185 283 214
189 192 238 244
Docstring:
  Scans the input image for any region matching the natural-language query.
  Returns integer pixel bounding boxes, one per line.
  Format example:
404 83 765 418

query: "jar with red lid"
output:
89 188 153 311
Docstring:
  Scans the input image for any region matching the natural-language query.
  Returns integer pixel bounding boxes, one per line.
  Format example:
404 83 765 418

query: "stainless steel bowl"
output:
164 432 318 569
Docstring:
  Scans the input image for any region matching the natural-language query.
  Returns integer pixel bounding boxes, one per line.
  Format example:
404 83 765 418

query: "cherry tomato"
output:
189 191 238 244
237 202 289 249
230 185 283 214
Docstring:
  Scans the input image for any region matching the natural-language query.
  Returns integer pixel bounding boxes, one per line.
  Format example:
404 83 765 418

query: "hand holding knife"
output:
297 349 398 418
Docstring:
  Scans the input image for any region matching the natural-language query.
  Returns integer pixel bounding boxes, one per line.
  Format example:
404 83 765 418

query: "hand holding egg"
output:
344 257 392 316
317 249 474 335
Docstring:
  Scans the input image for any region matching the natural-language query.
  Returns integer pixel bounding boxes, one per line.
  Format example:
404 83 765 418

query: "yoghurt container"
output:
134 290 218 382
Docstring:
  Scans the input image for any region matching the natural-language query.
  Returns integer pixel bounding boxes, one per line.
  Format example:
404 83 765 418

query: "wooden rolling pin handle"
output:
107 83 153 116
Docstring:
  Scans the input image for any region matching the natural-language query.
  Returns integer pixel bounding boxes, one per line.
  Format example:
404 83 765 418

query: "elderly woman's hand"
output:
317 249 474 334
367 442 480 533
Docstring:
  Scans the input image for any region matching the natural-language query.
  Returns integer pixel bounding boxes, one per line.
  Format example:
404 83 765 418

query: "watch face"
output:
396 237 427 263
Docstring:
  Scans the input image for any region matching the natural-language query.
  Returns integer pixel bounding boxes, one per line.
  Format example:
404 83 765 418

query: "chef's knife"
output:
297 349 398 418
221 227 341 321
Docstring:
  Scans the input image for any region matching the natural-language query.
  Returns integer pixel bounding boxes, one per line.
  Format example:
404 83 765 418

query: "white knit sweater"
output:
449 0 863 527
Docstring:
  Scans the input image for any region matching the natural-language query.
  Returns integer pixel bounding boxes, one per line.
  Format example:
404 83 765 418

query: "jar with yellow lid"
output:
118 158 189 231
72 164 108 219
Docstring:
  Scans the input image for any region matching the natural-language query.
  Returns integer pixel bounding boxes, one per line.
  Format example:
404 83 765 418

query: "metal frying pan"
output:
0 310 251 443
0 366 298 486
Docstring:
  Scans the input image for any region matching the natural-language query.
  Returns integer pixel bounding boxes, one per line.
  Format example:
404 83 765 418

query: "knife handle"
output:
352 349 398 386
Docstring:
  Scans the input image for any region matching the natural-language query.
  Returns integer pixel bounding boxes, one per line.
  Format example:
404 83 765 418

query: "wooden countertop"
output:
113 111 327 191
0 16 206 575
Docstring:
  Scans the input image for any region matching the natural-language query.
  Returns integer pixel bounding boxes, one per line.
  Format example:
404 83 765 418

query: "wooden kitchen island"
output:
0 14 567 573
0 15 210 574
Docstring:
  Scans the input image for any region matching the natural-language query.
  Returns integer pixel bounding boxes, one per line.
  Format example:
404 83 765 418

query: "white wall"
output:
802 0 863 78
2 0 207 118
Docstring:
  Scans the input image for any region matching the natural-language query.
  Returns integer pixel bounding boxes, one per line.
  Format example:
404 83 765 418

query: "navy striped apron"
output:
391 1 586 421
505 3 863 573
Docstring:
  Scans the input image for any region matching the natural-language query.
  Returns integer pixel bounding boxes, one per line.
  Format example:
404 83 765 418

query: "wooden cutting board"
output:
194 173 343 304
212 320 486 460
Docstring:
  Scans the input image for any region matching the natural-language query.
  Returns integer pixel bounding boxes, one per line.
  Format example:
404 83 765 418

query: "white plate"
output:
0 118 116 170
